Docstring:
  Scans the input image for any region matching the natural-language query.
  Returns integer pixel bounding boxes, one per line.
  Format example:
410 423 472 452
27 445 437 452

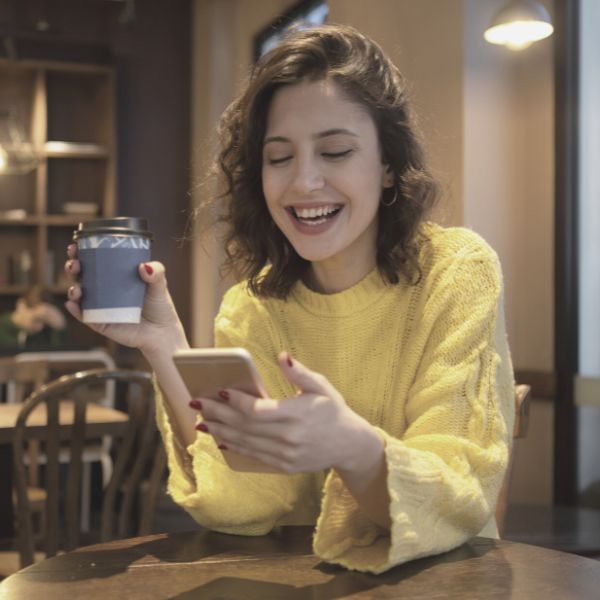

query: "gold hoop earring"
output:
381 187 398 207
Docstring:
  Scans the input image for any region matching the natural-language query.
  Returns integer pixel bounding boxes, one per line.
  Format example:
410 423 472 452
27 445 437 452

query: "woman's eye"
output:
321 149 353 160
267 156 292 165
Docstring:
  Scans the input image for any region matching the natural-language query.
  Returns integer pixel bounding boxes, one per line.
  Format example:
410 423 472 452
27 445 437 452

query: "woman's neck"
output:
307 256 376 294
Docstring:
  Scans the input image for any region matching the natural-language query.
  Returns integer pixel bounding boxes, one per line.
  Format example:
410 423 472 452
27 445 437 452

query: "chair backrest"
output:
0 358 49 403
495 383 532 536
12 349 117 407
12 368 166 568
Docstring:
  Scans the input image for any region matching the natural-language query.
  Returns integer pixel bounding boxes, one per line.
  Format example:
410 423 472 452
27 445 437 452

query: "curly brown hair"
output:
203 24 438 299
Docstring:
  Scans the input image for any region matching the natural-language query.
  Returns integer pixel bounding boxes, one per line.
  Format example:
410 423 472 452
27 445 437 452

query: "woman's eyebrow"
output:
315 128 358 139
263 128 359 145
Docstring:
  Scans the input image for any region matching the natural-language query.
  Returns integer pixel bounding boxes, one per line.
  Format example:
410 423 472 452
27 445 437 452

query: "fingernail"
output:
218 390 229 401
287 354 293 368
217 443 228 450
196 423 209 433
144 263 153 275
189 399 202 410
68 286 75 297
66 260 73 271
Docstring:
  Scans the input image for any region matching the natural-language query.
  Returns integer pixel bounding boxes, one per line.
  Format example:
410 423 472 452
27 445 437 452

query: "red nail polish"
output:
218 444 228 450
189 399 202 410
196 423 209 433
218 390 229 401
144 263 153 275
287 354 293 368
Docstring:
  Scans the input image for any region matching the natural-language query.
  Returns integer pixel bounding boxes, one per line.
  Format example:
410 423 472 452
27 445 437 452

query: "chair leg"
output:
100 449 113 487
81 462 91 532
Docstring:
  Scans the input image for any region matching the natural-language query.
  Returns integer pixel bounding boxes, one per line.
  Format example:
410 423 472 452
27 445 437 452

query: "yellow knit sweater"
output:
155 223 515 574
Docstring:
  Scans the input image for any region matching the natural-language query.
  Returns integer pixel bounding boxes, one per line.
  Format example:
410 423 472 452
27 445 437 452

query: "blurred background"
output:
0 0 598 530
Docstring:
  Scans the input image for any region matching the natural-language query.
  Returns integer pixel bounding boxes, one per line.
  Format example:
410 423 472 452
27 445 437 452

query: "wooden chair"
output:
12 368 167 569
13 350 118 531
0 358 49 404
0 358 50 534
496 383 532 536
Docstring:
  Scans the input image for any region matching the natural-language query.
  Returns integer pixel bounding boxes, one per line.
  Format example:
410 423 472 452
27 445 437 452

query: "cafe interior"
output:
0 0 599 596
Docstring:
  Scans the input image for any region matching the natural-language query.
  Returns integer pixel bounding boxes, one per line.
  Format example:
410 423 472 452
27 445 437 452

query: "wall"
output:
109 0 192 356
190 0 556 504
327 0 464 226
463 0 555 505
190 0 290 347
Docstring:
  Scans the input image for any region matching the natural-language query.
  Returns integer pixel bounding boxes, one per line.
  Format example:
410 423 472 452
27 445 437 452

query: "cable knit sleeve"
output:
313 241 515 573
155 284 321 535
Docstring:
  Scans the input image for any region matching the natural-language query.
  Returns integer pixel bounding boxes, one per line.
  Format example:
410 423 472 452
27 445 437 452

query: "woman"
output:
65 24 514 573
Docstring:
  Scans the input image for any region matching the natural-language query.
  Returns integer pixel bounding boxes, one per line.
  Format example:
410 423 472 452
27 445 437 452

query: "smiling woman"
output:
206 24 439 299
260 79 389 291
64 24 515 575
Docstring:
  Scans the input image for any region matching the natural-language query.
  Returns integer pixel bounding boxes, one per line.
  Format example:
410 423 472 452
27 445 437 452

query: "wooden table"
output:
504 503 600 557
2 527 600 599
0 402 128 538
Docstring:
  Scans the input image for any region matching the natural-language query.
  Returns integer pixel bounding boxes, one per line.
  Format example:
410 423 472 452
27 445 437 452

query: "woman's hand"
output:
64 244 187 357
190 352 378 474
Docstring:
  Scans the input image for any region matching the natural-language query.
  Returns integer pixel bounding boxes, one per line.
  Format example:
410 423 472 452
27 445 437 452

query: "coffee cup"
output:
73 217 153 323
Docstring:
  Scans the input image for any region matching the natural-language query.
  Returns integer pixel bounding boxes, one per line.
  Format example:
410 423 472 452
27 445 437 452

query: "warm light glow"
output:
485 19 553 49
0 146 7 171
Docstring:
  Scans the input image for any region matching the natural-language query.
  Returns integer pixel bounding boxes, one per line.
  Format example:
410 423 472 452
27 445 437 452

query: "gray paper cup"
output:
73 217 153 323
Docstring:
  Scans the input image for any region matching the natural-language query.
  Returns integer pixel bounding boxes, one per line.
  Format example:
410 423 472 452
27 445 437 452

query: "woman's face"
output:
261 79 392 277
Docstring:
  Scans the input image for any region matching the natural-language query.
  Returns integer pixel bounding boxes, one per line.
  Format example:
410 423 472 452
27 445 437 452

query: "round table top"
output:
2 527 600 599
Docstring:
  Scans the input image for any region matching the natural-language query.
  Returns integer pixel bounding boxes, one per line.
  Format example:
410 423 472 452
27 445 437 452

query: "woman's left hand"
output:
191 352 371 474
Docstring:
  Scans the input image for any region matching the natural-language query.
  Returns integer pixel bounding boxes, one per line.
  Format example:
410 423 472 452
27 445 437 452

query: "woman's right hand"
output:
64 244 188 357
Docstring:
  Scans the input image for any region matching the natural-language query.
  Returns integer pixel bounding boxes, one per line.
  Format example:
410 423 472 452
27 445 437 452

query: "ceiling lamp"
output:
484 1 554 50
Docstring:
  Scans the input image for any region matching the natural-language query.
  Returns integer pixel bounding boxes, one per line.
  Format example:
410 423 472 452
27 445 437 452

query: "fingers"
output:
65 258 80 278
64 285 83 321
67 243 77 259
64 300 82 321
191 392 283 429
226 389 281 420
137 261 170 297
278 351 331 395
194 412 288 465
67 284 82 301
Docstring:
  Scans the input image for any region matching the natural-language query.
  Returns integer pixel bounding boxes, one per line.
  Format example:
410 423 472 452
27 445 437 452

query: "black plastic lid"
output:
73 217 153 241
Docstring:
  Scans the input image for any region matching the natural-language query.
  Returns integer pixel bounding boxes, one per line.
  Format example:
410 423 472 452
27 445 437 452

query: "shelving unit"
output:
0 57 116 348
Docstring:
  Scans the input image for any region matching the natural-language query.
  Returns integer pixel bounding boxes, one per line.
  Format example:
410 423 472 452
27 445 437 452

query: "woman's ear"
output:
382 164 394 188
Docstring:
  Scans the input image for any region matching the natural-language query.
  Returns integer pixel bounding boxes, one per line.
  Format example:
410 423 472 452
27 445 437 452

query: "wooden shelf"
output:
0 217 40 226
0 285 30 296
44 215 95 226
0 216 97 226
0 58 116 352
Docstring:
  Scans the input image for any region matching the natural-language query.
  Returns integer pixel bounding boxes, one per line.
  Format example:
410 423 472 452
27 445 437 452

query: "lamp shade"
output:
484 1 553 50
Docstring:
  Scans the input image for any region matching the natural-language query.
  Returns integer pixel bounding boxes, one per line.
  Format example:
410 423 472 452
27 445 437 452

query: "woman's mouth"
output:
288 204 342 226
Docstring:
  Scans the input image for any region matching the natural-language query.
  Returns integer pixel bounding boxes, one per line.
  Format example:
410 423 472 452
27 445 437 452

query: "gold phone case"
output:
173 348 278 473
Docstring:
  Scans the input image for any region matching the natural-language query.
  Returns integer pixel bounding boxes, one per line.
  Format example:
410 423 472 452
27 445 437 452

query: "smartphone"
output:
172 347 277 473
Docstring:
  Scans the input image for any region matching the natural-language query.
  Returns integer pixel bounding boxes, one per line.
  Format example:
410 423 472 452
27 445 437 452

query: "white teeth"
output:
304 217 327 226
294 205 338 219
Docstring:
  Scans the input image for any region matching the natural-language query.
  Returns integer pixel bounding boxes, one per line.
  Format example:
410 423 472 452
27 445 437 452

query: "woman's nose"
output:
290 156 325 194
